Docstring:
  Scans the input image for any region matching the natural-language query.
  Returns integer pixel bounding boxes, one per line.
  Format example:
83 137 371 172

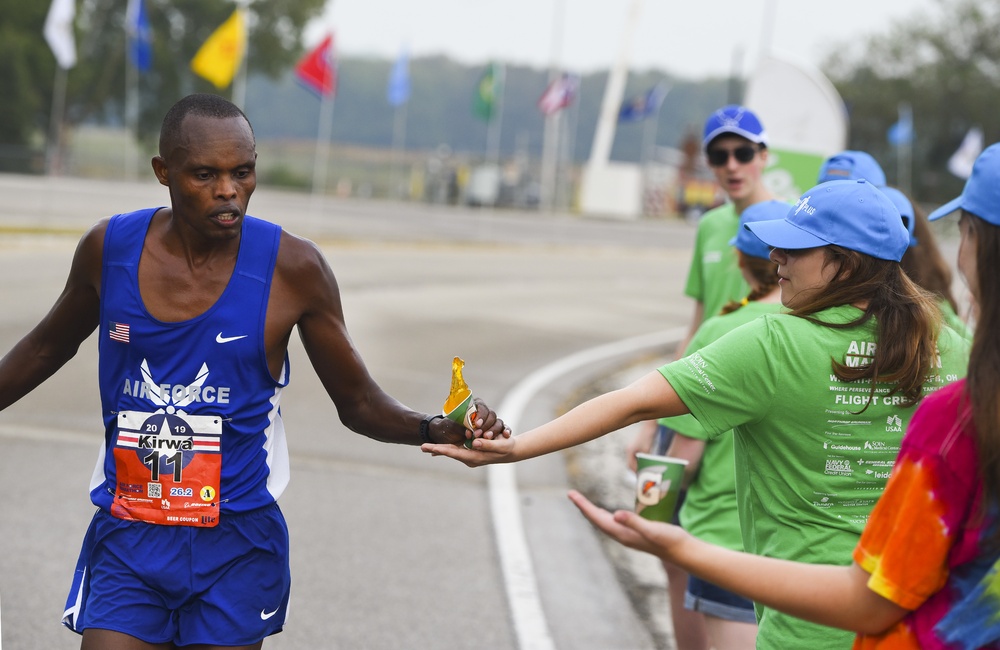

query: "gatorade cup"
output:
634 453 688 522
442 357 478 448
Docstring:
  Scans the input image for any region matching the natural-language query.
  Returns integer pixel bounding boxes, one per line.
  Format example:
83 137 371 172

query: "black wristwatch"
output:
419 414 445 444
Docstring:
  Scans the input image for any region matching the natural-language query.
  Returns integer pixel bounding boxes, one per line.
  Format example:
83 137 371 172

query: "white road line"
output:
0 327 686 650
489 327 687 650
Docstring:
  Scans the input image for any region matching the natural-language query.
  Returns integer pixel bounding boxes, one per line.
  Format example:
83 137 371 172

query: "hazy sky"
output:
307 0 941 79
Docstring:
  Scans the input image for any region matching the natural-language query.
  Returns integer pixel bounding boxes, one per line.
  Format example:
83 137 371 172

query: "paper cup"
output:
443 393 477 448
634 453 688 522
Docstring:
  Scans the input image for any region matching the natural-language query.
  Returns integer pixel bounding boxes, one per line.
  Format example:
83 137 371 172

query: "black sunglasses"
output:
707 145 760 167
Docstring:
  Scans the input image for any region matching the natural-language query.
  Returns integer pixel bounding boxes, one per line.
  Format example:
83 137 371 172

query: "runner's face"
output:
706 135 768 204
154 114 257 242
769 246 838 309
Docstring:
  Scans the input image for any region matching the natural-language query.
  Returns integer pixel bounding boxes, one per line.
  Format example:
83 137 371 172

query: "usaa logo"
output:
886 415 903 433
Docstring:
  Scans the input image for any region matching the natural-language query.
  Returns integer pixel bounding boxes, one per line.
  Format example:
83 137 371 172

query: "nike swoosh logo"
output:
260 607 280 620
216 333 248 344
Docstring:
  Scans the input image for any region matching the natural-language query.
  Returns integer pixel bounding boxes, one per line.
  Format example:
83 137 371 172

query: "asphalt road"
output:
0 174 697 650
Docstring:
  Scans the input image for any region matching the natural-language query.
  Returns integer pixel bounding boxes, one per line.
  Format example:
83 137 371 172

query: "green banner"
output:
763 148 825 202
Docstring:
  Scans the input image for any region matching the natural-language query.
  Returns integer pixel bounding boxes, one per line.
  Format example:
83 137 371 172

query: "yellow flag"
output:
190 9 246 89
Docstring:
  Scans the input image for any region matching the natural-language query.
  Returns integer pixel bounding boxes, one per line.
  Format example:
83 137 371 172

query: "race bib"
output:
111 410 222 527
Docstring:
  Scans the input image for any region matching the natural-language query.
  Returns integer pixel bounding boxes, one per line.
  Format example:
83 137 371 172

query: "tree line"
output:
1 0 992 203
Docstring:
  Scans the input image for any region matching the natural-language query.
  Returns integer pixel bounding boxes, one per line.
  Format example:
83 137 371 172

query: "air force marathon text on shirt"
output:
675 322 963 528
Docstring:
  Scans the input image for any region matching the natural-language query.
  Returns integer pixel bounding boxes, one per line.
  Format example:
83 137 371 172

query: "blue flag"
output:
887 104 913 146
126 0 152 72
618 84 668 123
387 50 411 107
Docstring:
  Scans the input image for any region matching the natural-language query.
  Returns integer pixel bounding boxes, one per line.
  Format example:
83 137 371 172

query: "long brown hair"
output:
964 212 1000 513
720 252 779 315
901 200 959 312
788 245 940 408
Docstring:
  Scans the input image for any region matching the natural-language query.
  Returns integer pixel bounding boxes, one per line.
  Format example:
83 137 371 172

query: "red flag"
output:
295 33 337 97
537 73 579 116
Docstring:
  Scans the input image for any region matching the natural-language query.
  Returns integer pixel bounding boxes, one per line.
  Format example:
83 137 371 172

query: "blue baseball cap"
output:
929 142 1000 225
702 105 768 149
728 200 792 259
817 151 887 187
880 186 918 247
745 179 909 262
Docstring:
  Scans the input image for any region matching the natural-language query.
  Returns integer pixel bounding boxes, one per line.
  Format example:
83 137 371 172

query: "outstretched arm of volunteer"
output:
567 490 908 635
421 370 688 465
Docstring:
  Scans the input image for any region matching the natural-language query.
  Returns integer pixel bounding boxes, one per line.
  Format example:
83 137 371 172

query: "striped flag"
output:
538 73 580 116
109 321 130 343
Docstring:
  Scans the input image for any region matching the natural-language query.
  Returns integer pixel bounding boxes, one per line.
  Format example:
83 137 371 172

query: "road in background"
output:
0 174 697 650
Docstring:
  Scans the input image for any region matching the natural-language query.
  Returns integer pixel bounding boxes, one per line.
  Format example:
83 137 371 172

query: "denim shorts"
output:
685 575 757 623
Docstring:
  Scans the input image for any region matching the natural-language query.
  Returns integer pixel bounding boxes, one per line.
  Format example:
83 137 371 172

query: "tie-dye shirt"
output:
853 379 1000 649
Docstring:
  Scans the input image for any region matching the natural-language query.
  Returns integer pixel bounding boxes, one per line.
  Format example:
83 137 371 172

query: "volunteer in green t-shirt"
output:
424 179 971 650
627 104 779 650
659 199 789 650
568 141 1000 650
817 150 972 340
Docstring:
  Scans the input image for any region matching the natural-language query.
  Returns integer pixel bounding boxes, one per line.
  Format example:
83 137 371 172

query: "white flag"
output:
947 127 984 180
44 0 77 69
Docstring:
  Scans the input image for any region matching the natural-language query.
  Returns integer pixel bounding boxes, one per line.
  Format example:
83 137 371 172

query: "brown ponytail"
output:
720 252 779 315
788 246 940 409
964 213 1000 519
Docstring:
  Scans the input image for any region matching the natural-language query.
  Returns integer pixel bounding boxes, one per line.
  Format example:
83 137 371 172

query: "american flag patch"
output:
109 321 130 343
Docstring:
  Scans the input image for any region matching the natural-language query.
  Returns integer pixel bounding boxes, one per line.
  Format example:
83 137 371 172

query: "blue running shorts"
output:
63 503 291 646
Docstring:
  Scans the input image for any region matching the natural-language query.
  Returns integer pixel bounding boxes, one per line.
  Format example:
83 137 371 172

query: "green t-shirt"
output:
939 297 973 341
661 301 784 553
659 305 971 650
683 202 749 321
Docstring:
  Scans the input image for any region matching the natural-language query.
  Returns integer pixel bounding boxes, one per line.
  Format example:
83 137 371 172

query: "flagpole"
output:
391 102 408 198
486 64 505 170
540 0 567 212
125 47 139 181
642 85 668 168
124 0 140 181
897 102 912 195
312 93 336 197
559 78 581 212
46 66 69 176
231 2 250 108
